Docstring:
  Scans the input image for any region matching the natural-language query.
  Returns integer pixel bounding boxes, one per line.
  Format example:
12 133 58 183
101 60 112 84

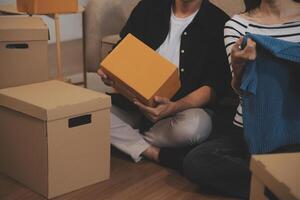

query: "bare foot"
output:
142 146 160 163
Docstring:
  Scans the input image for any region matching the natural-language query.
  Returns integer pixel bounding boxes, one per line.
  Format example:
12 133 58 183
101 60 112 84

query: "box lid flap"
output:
101 33 178 100
0 80 111 121
0 16 48 42
250 153 300 200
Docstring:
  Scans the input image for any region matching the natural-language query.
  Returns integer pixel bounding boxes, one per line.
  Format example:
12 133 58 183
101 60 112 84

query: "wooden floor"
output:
0 148 237 200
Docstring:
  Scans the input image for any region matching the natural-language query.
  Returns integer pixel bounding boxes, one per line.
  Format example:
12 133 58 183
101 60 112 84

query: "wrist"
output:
232 78 240 87
171 101 180 114
231 79 242 95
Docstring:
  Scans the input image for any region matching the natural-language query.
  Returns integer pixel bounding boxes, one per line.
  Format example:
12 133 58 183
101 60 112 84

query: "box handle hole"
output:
6 43 29 49
68 114 91 128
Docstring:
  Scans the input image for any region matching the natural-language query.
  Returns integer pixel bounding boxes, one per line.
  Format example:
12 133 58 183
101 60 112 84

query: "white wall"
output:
0 0 89 43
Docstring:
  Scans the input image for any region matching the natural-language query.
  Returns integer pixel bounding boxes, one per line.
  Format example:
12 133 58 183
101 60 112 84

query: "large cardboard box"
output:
17 0 78 14
250 153 300 200
100 33 181 107
0 80 111 199
0 16 49 89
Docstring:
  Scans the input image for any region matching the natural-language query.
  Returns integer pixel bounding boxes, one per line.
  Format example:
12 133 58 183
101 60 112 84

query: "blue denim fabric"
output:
241 34 300 154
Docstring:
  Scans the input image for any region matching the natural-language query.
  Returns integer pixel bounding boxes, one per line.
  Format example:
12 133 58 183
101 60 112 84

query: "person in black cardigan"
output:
98 0 231 164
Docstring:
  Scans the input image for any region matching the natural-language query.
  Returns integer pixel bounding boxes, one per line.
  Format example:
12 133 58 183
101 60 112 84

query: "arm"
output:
230 37 256 95
204 25 231 103
173 86 213 112
224 20 244 95
224 19 256 95
198 10 231 104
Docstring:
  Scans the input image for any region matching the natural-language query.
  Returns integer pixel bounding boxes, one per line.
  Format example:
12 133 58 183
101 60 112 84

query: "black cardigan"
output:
119 0 231 108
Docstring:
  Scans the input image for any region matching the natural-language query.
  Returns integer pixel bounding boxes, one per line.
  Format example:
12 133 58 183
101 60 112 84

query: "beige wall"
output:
210 0 245 16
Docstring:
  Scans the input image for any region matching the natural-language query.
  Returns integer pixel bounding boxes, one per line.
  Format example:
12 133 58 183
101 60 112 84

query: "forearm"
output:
231 66 244 96
231 77 242 96
173 86 214 113
136 86 214 122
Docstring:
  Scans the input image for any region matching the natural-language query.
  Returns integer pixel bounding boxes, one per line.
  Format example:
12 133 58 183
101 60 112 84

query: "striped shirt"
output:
224 15 300 127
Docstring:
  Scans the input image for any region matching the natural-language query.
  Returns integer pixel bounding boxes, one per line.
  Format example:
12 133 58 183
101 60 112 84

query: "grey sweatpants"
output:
110 105 212 162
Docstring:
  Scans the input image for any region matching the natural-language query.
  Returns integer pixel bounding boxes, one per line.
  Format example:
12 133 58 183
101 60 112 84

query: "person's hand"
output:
97 68 114 86
231 37 257 95
134 96 177 122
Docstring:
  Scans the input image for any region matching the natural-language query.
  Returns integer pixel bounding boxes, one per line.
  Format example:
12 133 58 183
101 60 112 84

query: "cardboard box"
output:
0 80 111 199
100 34 181 107
0 16 49 89
17 0 78 14
250 153 300 200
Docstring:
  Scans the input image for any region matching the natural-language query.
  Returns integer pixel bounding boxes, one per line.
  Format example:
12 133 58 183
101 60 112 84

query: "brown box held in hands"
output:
0 80 111 199
100 33 181 107
0 16 49 89
17 0 78 14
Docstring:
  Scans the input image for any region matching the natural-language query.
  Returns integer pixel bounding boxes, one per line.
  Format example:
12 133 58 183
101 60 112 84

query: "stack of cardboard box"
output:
0 16 49 89
16 0 78 14
0 8 181 199
0 14 111 199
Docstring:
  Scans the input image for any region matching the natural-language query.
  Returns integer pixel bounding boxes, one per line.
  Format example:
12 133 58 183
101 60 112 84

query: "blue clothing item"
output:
241 34 300 154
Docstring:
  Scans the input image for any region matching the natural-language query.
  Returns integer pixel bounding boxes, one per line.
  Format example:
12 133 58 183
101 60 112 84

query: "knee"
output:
172 109 212 144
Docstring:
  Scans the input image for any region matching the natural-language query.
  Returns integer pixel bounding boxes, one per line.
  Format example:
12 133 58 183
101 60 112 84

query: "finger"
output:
232 37 244 52
245 39 256 52
154 96 169 104
143 112 157 122
246 39 257 60
101 76 112 84
236 36 244 47
97 68 107 79
247 38 256 47
240 39 256 60
98 68 114 86
234 42 256 60
134 101 156 115
102 78 114 86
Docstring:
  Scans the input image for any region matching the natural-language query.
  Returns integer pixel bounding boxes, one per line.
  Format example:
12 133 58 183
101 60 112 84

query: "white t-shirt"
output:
156 8 198 67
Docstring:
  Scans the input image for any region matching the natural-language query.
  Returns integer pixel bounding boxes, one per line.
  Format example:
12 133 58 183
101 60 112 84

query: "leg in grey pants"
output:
110 105 212 162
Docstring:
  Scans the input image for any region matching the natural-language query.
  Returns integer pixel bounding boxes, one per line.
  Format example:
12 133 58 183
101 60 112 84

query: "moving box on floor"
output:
0 16 49 89
17 0 78 14
250 153 300 200
100 33 181 107
0 80 111 199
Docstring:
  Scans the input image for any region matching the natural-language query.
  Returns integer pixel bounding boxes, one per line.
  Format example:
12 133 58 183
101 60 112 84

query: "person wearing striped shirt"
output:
182 0 300 199
225 6 300 128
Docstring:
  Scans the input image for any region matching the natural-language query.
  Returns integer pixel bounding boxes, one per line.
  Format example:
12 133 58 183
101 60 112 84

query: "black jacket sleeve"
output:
202 11 231 102
119 0 151 40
